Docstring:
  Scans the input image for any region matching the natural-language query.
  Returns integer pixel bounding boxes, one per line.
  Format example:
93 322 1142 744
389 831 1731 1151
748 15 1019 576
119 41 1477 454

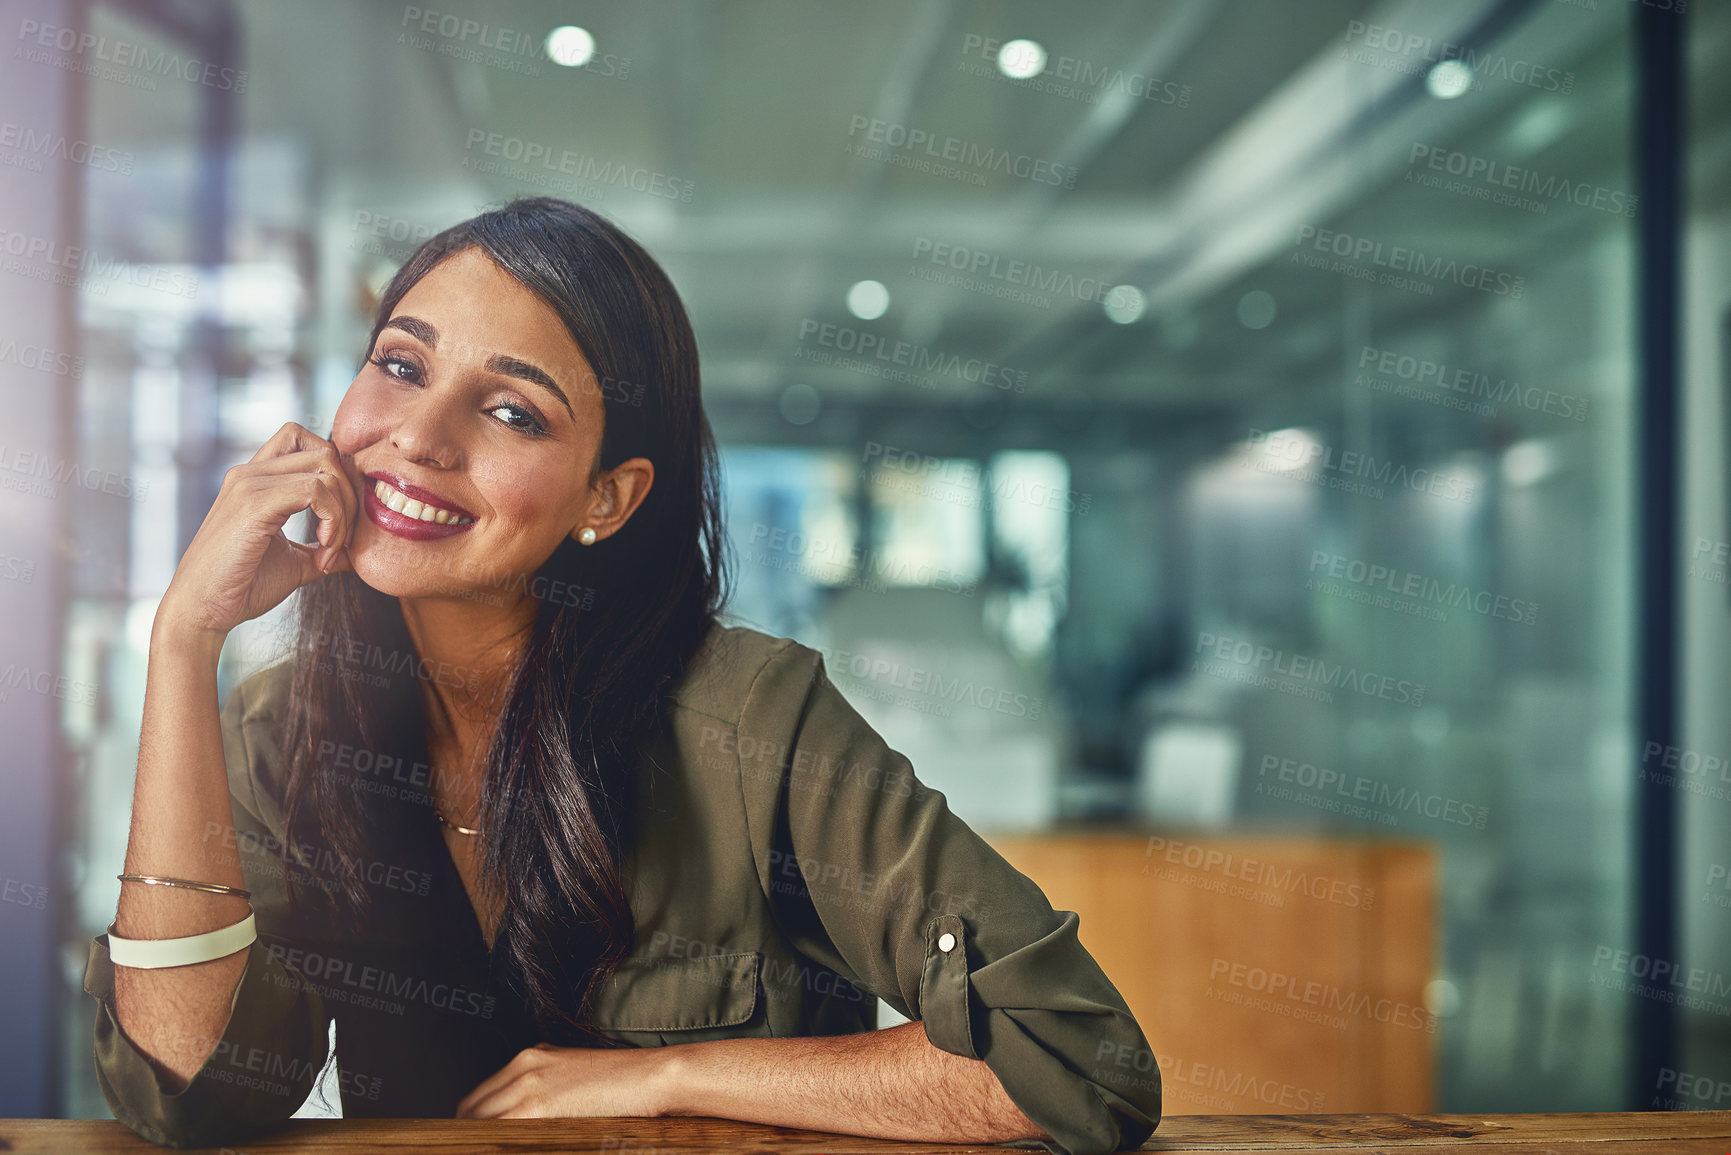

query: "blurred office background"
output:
2 0 1728 1123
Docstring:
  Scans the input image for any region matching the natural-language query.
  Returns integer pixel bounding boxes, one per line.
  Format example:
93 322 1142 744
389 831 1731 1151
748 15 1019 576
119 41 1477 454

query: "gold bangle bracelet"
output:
117 874 251 899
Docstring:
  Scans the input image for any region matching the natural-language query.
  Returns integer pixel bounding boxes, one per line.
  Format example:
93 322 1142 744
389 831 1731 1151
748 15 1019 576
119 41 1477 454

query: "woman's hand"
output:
455 1042 674 1120
155 421 359 642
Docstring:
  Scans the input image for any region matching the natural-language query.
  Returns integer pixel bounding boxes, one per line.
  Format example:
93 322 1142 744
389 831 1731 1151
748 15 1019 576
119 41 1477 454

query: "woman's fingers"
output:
229 449 358 566
233 446 359 545
455 1065 516 1117
226 469 350 578
460 1080 537 1119
274 474 359 584
162 424 365 636
320 543 355 576
455 1048 545 1117
302 470 356 577
245 420 333 467
238 423 359 558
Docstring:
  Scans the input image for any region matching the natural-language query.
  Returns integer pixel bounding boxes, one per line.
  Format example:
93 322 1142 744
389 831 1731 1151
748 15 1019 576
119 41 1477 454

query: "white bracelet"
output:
107 912 257 969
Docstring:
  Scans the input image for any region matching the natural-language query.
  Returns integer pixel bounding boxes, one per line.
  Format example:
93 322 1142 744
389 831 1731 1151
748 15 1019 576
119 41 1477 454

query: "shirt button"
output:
937 932 956 953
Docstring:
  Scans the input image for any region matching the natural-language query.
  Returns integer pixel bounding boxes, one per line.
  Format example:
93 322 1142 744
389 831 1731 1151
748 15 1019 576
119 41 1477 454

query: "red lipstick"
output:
363 472 477 542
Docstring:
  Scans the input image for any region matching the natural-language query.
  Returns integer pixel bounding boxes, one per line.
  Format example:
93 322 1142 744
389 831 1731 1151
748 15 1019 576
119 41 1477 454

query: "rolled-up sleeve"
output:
82 666 332 1149
735 641 1161 1155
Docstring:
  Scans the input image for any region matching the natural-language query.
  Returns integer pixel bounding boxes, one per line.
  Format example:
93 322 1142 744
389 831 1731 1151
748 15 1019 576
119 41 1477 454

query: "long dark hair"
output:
277 197 730 1044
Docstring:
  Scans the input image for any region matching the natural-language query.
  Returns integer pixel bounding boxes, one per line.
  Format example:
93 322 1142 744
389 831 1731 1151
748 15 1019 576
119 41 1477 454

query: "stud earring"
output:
578 526 598 545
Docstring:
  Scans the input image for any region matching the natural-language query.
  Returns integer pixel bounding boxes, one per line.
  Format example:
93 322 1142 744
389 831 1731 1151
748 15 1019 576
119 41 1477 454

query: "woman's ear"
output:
573 457 655 545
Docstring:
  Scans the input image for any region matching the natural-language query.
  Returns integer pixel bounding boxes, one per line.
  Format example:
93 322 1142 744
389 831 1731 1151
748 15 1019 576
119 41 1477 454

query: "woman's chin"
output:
347 554 507 607
347 549 442 600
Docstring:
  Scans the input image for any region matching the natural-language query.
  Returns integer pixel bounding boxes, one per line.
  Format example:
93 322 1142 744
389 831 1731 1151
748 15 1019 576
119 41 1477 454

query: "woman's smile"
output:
361 468 479 542
363 474 479 541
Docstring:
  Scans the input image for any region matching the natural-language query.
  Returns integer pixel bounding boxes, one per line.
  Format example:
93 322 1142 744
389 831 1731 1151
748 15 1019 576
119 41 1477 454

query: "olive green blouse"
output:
83 622 1161 1154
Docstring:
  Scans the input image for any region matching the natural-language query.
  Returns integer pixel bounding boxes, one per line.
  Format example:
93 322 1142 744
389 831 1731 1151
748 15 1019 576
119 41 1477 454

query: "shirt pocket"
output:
589 950 763 1034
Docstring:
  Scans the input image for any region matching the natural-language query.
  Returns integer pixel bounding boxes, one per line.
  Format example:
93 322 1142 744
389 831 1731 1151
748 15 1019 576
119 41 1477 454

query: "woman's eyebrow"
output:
384 315 439 346
485 354 575 419
382 315 574 419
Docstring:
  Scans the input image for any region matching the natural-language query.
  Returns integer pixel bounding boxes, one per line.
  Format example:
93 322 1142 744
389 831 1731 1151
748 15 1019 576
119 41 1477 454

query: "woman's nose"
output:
388 390 464 470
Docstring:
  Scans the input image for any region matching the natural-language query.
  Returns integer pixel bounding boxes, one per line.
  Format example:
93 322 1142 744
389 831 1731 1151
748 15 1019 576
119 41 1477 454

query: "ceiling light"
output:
1236 290 1277 330
997 39 1046 79
1426 60 1473 99
1506 100 1571 154
1254 428 1321 475
780 383 821 425
546 26 596 68
1104 285 1146 324
1502 438 1559 487
847 280 890 320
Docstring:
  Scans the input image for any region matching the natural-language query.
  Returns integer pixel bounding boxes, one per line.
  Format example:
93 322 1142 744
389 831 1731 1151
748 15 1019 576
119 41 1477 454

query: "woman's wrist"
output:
649 1044 696 1117
149 600 228 666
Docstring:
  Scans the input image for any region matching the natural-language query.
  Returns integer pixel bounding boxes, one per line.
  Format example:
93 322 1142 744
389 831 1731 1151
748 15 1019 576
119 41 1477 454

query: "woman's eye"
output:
488 404 545 434
373 355 419 382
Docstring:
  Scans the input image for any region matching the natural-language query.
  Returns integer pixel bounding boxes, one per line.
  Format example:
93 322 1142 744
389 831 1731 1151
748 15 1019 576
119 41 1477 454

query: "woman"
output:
84 197 1161 1155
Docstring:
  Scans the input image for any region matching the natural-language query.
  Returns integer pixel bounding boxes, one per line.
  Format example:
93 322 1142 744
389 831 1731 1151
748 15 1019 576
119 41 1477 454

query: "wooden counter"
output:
4 1112 1728 1153
985 832 1437 1115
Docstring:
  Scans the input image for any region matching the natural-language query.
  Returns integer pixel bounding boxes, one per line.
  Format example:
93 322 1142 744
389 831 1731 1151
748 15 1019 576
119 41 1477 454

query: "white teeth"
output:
372 478 473 525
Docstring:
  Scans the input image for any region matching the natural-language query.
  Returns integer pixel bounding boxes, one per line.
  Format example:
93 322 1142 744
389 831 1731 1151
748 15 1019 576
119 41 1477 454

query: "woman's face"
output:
332 245 649 602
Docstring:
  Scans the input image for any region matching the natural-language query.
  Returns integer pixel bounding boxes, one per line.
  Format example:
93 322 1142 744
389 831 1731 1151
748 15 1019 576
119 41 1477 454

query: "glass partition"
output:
50 0 1668 1119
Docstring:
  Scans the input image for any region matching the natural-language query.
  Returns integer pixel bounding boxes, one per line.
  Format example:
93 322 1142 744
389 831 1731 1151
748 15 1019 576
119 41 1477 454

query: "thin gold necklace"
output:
435 808 481 837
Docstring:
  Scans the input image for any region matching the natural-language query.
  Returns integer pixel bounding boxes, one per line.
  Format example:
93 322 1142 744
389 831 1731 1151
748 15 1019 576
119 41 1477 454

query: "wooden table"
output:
3 1113 1729 1154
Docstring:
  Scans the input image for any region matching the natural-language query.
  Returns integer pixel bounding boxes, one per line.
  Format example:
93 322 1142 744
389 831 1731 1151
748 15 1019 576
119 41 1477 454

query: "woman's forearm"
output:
111 619 253 1091
657 1020 1052 1144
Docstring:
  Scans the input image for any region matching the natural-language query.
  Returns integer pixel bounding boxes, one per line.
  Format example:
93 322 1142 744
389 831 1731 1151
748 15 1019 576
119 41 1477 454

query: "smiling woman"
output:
81 198 1161 1155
